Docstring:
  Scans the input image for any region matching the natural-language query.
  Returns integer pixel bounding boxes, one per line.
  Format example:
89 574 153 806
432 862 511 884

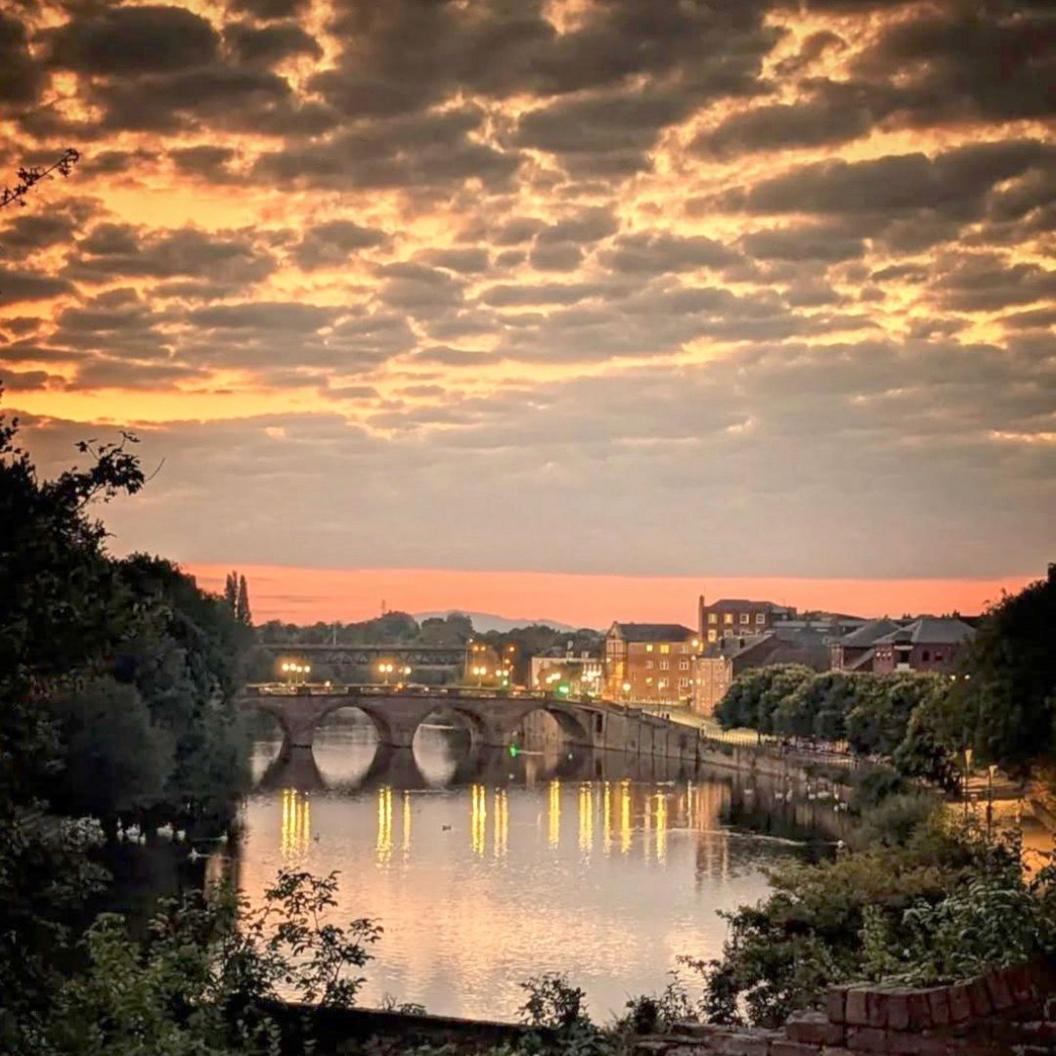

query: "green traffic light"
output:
508 744 519 758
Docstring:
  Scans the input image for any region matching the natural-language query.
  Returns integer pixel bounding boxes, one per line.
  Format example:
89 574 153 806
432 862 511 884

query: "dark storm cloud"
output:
187 302 339 332
68 357 208 390
0 12 45 107
935 256 1056 313
253 105 519 191
291 220 389 269
224 21 322 66
0 267 75 303
170 146 239 182
599 233 738 274
47 5 220 75
67 225 276 285
732 141 1055 240
741 226 865 262
854 4 1056 126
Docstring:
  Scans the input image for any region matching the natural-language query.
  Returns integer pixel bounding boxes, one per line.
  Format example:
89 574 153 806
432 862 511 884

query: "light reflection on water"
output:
233 723 838 1022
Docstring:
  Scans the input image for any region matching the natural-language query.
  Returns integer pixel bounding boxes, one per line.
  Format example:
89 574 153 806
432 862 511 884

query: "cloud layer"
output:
2 0 1053 583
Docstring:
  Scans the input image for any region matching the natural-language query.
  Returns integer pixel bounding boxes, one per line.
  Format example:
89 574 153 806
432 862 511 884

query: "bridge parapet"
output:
236 683 701 762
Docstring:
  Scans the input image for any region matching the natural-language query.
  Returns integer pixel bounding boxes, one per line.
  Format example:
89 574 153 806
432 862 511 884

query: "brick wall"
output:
635 959 1056 1056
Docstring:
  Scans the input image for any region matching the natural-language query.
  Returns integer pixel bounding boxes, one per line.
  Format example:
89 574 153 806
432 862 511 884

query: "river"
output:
220 719 841 1022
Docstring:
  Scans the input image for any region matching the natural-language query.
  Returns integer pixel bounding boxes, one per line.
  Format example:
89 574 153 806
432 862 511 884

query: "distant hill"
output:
414 610 584 633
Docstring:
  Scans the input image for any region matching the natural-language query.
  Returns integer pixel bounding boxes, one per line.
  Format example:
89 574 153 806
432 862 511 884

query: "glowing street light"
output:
472 664 488 687
280 660 310 685
377 661 395 685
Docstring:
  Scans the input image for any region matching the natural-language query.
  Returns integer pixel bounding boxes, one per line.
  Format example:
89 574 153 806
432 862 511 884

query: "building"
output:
830 618 904 672
697 595 795 644
692 621 836 717
871 617 976 674
530 642 603 696
603 622 700 703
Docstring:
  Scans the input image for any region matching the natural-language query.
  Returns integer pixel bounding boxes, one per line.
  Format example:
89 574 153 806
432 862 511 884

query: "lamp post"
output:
473 665 486 688
377 661 394 685
963 746 974 818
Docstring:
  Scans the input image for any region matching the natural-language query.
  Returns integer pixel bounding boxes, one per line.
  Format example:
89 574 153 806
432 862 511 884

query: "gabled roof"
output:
608 622 695 642
874 617 976 646
841 618 904 647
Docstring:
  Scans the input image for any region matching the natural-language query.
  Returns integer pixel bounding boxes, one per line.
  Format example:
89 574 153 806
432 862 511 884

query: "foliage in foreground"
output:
39 870 380 1056
690 807 1056 1029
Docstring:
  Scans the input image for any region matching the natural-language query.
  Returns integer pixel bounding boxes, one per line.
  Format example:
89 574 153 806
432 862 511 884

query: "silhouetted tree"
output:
236 572 251 625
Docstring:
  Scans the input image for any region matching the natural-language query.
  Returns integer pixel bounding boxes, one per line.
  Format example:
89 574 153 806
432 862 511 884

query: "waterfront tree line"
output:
716 571 1056 790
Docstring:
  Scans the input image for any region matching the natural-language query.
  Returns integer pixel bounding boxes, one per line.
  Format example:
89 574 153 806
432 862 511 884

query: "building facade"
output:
871 617 976 674
697 595 795 645
603 622 700 703
530 644 603 695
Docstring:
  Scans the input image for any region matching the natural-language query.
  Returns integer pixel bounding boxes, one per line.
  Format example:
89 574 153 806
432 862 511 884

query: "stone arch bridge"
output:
236 684 700 760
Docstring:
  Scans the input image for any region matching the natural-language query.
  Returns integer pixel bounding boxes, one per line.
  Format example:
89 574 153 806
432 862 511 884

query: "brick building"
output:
692 621 840 717
697 595 795 645
603 622 700 703
530 643 603 696
829 618 903 672
871 617 976 674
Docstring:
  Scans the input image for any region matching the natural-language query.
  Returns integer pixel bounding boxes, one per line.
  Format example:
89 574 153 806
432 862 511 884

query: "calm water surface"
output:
233 722 838 1022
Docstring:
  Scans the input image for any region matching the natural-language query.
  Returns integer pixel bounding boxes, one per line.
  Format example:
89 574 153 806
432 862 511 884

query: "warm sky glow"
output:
2 0 1053 622
186 563 1033 628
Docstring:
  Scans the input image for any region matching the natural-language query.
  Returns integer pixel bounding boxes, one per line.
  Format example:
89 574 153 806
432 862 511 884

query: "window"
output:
659 644 670 654
680 644 688 653
679 677 690 688
645 643 653 652
755 612 766 624
740 613 750 624
707 629 717 642
723 613 733 625
659 659 669 670
679 659 689 670
645 660 653 669
922 650 931 662
708 613 717 624
658 679 668 690
645 676 653 685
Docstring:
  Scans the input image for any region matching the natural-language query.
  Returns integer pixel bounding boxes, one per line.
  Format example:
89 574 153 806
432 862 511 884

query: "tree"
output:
224 571 238 613
236 573 252 625
953 567 1056 774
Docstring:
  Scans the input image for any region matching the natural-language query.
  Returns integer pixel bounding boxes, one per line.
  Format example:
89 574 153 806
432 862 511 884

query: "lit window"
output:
659 644 670 654
708 629 717 642
645 644 653 652
708 613 717 624
645 677 653 684
723 613 733 624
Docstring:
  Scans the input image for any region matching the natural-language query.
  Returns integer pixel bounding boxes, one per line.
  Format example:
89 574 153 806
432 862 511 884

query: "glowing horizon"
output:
184 562 1038 628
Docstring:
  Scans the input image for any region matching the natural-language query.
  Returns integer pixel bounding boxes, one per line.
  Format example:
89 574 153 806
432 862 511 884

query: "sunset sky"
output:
2 0 1053 625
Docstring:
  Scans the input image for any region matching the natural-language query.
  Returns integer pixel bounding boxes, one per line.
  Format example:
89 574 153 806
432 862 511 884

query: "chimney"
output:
698 593 706 636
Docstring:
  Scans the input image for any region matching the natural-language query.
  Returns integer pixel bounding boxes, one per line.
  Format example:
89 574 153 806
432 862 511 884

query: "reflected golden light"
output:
402 790 412 859
619 780 632 856
548 780 561 848
655 792 668 864
280 787 311 860
376 787 393 865
603 782 612 856
471 784 487 858
493 789 508 860
578 784 594 855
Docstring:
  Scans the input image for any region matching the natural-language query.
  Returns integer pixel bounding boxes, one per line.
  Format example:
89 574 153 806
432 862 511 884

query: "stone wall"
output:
635 961 1056 1056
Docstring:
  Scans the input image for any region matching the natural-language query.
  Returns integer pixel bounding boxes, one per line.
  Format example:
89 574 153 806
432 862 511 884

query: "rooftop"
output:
874 616 976 646
841 617 905 647
608 622 696 642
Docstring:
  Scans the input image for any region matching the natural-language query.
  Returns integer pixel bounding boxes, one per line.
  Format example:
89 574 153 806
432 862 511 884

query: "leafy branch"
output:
0 148 81 210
